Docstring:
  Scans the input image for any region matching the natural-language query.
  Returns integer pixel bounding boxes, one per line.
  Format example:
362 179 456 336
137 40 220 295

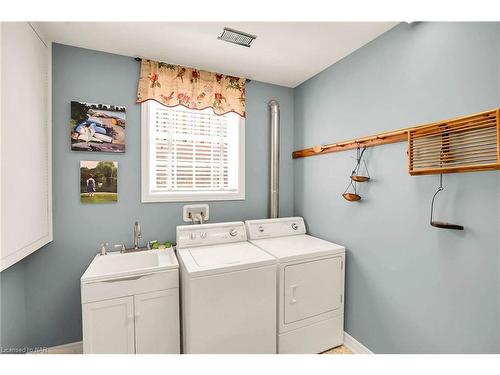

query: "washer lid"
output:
250 234 344 262
177 241 276 277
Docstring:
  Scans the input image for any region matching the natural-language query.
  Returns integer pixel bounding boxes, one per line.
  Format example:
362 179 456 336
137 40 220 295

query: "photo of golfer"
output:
80 161 118 203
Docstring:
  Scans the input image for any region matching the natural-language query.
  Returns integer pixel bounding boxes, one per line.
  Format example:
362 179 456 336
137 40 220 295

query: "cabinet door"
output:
134 289 180 354
1 22 51 271
82 296 135 354
284 257 342 324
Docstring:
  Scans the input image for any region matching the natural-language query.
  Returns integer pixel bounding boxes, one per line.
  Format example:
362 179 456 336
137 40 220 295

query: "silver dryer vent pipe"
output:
268 100 280 219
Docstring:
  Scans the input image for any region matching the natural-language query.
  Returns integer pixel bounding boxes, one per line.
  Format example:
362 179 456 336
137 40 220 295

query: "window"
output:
141 101 245 202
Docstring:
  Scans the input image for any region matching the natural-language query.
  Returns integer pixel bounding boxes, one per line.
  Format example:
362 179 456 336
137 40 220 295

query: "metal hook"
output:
429 174 464 230
430 174 444 225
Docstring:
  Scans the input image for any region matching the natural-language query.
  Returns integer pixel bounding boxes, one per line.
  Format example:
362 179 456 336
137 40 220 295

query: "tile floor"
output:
322 345 352 354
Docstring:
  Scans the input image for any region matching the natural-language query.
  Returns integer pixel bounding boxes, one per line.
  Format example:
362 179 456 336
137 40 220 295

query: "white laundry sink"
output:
81 249 178 283
80 248 181 354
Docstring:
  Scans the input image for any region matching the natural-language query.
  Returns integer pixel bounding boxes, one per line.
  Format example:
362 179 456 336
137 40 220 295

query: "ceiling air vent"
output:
218 27 257 47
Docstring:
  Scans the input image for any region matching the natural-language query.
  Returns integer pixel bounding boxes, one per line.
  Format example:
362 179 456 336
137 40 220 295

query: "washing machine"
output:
176 221 277 353
245 217 345 354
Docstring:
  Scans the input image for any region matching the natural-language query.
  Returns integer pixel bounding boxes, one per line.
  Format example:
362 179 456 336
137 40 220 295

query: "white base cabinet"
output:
81 269 180 354
134 289 180 354
83 296 135 354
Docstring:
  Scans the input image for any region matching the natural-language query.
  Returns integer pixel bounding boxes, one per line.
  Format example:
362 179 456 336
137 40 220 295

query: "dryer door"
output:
284 256 342 324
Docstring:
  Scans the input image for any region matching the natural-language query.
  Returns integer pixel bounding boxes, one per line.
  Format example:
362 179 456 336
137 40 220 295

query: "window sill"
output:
141 191 245 203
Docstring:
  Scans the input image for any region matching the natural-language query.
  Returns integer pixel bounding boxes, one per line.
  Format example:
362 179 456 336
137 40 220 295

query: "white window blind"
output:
142 101 244 202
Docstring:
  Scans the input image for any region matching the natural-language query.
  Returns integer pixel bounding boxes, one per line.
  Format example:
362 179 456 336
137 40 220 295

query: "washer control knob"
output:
200 231 207 239
291 223 298 230
190 232 197 240
229 229 238 237
258 226 264 233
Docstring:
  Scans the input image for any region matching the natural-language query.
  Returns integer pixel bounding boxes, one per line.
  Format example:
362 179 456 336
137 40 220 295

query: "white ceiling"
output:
35 22 398 87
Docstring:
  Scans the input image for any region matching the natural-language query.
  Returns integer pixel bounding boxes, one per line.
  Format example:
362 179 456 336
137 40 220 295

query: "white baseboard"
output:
343 332 373 354
35 341 83 354
38 333 370 355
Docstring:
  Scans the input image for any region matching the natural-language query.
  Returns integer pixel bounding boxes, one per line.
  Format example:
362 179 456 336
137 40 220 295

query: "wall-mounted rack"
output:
408 109 499 175
292 108 500 176
292 128 408 159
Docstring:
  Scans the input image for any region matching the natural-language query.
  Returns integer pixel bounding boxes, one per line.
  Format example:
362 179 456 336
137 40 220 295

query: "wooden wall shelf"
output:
292 108 500 175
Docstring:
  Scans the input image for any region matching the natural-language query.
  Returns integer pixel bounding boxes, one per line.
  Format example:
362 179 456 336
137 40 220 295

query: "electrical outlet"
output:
183 204 209 223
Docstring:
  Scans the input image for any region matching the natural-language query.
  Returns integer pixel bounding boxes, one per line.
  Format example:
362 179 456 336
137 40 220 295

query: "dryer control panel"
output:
176 221 247 249
245 217 306 240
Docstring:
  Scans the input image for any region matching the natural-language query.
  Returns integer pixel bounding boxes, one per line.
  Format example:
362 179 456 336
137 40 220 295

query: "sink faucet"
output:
133 221 142 250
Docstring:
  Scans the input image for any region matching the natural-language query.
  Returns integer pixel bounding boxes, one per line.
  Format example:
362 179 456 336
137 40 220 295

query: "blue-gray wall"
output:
0 262 27 351
0 43 294 349
294 22 500 353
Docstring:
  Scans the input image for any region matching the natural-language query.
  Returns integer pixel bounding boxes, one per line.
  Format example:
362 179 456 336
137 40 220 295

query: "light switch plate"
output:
183 204 209 223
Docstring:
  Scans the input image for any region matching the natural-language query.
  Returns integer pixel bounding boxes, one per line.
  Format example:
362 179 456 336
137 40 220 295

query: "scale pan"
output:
351 175 370 182
342 193 361 202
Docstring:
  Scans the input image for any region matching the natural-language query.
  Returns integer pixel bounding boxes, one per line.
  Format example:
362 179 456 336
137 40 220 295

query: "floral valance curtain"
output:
137 59 246 117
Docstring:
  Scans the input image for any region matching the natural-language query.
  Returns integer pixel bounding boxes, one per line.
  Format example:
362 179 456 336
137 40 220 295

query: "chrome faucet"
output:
100 242 109 256
133 221 142 250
